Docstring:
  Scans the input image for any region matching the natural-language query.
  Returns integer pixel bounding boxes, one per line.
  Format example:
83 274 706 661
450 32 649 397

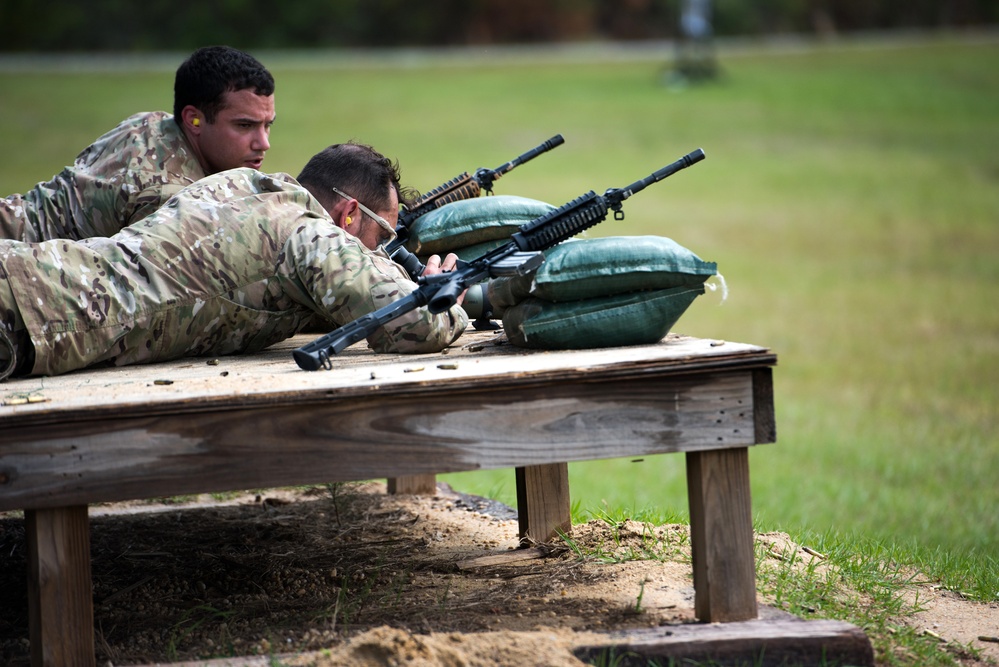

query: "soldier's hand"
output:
422 253 465 304
422 252 459 275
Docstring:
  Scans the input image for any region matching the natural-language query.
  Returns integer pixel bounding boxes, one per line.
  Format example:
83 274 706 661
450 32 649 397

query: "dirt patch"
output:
1 484 996 666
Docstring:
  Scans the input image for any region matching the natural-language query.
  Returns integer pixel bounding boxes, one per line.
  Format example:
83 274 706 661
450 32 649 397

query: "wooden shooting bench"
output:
0 330 779 666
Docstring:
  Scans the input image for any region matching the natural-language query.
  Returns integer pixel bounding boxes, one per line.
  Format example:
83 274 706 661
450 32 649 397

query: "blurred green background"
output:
3 1 996 52
1 28 997 594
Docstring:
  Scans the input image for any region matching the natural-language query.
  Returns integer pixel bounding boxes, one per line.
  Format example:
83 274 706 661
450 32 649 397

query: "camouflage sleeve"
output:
0 194 35 242
0 112 204 243
0 168 138 242
282 219 468 354
0 173 85 242
127 181 190 226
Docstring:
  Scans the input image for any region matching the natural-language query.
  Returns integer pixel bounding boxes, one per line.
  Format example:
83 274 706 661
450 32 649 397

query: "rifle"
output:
294 148 706 371
385 134 565 275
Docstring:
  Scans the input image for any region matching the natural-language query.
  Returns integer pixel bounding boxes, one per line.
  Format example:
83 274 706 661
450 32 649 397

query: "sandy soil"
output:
1 483 996 666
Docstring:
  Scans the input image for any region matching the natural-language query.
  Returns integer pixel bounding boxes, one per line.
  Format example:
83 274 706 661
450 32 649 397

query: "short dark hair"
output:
173 46 274 123
297 142 417 214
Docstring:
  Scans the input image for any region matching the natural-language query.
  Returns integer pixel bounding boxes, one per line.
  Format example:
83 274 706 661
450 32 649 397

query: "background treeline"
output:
2 0 996 52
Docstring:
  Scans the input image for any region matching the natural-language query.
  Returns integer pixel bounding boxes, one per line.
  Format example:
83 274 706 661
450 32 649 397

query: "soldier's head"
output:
297 142 418 251
174 46 275 175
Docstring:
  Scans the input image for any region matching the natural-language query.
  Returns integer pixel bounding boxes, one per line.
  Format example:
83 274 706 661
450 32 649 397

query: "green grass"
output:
427 40 998 601
1 35 997 611
560 514 983 666
752 536 982 667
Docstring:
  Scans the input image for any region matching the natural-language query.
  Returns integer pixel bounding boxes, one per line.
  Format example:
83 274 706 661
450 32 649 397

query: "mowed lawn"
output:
2 34 996 595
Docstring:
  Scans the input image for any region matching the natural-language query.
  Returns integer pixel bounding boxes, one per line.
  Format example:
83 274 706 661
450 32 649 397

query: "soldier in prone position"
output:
0 46 276 242
0 143 467 380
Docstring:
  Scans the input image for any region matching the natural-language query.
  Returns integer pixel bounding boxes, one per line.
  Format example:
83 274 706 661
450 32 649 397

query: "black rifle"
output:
386 135 564 276
294 148 705 371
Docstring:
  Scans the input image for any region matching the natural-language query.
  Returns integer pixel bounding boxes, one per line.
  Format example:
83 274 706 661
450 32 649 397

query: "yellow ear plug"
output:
345 216 352 225
192 118 200 127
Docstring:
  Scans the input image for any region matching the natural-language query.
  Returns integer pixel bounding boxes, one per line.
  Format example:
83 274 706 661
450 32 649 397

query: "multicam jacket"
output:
0 111 206 242
0 169 468 378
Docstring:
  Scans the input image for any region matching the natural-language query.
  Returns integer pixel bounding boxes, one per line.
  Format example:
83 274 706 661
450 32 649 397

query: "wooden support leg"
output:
25 506 95 667
515 463 571 544
387 475 438 495
686 448 758 623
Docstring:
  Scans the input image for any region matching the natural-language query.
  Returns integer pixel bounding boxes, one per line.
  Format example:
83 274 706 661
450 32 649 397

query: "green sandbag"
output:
488 235 717 314
433 237 511 262
406 195 555 256
501 284 705 350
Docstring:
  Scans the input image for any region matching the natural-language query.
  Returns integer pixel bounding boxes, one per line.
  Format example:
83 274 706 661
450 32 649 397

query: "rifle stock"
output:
295 148 705 371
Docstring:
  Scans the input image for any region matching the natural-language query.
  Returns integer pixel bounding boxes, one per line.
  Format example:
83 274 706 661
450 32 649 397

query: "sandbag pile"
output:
403 195 717 350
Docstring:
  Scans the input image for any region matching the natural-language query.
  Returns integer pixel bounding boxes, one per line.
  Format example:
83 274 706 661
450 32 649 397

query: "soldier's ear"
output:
343 199 362 223
180 105 203 132
329 199 358 231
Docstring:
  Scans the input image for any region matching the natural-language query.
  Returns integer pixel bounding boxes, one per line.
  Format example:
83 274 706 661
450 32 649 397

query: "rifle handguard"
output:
387 178 481 253
388 135 566 251
511 192 608 252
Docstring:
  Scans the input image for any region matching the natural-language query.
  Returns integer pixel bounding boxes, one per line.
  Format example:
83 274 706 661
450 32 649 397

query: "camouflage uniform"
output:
0 111 205 242
0 169 468 378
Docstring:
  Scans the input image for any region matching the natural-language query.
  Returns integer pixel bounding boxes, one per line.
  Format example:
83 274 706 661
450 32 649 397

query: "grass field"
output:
1 34 996 602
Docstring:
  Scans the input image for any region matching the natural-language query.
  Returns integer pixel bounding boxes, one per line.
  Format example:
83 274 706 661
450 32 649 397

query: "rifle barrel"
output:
489 134 565 178
614 148 705 202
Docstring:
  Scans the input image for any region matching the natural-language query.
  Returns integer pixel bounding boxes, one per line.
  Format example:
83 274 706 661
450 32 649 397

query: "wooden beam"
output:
26 506 95 667
0 371 760 512
573 617 874 667
456 547 549 570
753 367 777 444
387 474 438 495
516 463 571 544
686 448 758 622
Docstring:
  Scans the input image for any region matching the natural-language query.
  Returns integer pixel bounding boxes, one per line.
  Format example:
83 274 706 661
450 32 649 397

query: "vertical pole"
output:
387 475 438 495
26 506 95 667
515 463 572 544
686 448 758 622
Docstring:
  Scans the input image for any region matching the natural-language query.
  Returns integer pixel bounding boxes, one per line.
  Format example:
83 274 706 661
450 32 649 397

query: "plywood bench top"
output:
0 331 775 428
